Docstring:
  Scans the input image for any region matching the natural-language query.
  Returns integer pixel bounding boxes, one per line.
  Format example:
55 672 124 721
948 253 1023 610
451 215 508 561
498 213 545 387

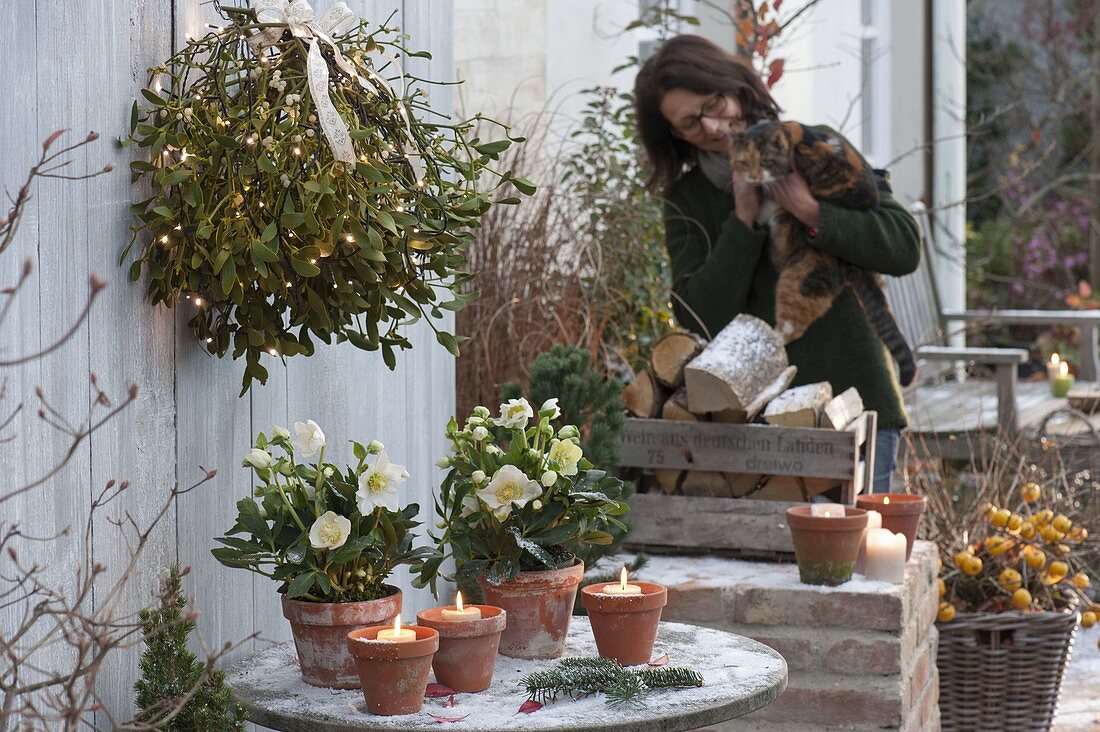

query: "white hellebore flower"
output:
540 398 561 420
271 425 291 440
293 420 326 457
549 439 584 476
459 494 480 518
367 440 384 454
244 448 272 470
356 451 407 513
541 470 558 487
309 511 351 550
471 470 486 484
495 398 534 429
472 426 489 441
435 456 451 469
477 465 540 521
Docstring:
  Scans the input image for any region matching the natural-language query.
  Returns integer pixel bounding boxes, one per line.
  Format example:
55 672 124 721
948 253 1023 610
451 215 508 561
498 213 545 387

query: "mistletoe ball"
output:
124 6 529 392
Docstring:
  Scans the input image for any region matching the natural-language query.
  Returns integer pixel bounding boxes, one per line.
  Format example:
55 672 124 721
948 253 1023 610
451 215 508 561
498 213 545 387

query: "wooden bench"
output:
885 202 1100 462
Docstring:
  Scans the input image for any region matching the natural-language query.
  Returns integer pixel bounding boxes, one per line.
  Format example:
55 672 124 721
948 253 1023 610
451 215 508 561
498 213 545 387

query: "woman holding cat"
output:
633 34 921 492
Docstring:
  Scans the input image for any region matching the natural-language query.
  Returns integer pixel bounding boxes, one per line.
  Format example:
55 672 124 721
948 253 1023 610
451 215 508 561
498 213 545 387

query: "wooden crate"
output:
617 412 877 558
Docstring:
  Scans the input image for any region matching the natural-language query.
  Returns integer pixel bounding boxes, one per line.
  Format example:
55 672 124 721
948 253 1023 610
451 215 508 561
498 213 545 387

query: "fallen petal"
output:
428 713 469 723
648 652 670 667
517 700 543 714
425 683 458 698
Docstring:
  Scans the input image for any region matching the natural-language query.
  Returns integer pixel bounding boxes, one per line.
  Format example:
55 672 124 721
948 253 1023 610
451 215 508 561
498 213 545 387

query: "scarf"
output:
696 148 733 192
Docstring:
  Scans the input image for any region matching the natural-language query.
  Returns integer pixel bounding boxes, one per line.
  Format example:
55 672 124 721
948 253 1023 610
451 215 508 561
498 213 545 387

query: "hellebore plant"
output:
213 421 430 602
415 398 629 593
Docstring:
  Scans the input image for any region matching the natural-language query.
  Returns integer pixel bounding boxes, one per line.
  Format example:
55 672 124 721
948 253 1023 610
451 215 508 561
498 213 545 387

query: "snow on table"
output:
225 618 787 732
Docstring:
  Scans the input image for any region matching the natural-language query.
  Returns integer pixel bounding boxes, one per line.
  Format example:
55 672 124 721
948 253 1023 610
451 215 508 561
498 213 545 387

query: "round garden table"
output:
225 618 787 732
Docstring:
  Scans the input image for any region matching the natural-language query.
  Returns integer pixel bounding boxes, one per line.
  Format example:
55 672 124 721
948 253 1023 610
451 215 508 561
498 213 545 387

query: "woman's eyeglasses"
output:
671 93 740 139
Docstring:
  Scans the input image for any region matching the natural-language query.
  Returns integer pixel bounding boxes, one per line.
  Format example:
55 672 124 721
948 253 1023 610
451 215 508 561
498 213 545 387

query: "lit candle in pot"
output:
440 591 482 621
810 503 846 518
1047 353 1061 381
602 567 642 595
863 528 907 584
1052 360 1076 397
376 614 417 642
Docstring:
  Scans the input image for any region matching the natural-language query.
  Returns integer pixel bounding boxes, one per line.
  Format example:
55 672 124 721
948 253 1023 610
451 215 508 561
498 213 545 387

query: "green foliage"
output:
134 566 248 731
123 10 529 394
563 87 675 372
500 345 625 469
521 657 703 707
414 400 630 595
212 425 432 603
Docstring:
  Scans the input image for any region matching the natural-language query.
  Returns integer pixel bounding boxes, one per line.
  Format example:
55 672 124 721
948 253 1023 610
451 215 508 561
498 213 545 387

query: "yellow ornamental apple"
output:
938 578 946 597
1049 560 1069 578
954 551 972 569
998 568 1023 592
1052 514 1072 533
992 508 1011 528
938 601 956 623
1072 572 1090 590
962 555 984 577
1012 588 1032 609
987 536 1012 556
1020 482 1041 503
1082 611 1097 628
1006 514 1023 532
1054 543 1072 558
1019 522 1036 539
1034 509 1054 526
1025 548 1047 569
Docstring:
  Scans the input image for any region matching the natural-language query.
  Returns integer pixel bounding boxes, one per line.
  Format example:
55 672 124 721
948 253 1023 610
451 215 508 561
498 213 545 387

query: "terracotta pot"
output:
416 605 507 692
477 559 584 659
346 625 439 715
856 493 927 560
281 586 401 688
580 581 667 666
786 507 869 586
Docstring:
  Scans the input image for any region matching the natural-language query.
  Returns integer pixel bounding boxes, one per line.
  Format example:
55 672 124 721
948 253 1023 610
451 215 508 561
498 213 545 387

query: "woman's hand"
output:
732 172 760 229
770 171 821 230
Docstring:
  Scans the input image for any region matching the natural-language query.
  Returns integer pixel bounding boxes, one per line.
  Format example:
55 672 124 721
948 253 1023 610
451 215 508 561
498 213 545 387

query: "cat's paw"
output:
776 320 798 342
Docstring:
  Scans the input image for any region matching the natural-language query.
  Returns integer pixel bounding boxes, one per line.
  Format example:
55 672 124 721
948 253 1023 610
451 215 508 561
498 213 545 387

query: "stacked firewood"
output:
622 315 864 500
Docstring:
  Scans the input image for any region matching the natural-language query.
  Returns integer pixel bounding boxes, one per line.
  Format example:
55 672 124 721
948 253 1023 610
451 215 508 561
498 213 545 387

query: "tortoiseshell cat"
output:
729 120 916 387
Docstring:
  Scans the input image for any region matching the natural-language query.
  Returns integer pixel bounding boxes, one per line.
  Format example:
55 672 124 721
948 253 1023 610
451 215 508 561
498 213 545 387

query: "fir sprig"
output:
520 657 703 707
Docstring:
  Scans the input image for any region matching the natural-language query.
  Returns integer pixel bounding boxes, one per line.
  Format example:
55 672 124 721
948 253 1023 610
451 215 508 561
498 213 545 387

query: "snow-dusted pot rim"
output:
477 558 585 592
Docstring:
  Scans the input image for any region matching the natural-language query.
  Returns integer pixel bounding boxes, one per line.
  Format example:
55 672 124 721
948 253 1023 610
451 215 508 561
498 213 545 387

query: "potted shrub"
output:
415 397 630 659
922 442 1097 731
212 422 430 688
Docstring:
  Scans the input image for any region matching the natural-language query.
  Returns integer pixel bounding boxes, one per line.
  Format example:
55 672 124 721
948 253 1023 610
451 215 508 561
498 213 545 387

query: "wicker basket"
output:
938 607 1079 731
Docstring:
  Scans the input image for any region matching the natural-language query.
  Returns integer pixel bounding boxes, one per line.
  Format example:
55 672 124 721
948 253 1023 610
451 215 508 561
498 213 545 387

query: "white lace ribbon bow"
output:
247 0 423 179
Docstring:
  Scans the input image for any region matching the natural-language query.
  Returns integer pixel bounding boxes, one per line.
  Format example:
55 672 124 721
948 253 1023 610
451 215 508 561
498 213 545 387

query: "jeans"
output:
872 429 901 493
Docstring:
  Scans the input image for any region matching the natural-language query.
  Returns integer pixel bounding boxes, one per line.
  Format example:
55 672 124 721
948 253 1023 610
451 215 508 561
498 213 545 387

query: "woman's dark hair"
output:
634 35 781 193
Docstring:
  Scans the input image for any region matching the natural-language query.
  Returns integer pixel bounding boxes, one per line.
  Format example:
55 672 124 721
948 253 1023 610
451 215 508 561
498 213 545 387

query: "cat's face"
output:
729 122 792 183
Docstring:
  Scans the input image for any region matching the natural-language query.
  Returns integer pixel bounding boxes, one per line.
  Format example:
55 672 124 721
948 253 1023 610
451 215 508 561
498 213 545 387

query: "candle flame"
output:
1052 353 1060 366
455 591 464 612
1059 362 1069 377
883 496 891 506
822 510 832 517
393 614 401 634
620 566 629 590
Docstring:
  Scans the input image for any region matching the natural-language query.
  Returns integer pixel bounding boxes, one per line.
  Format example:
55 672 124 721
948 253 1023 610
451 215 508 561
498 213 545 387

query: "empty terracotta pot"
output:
416 605 506 692
580 581 667 666
856 493 927 560
477 559 584 659
281 586 401 688
346 625 439 715
786 506 869 586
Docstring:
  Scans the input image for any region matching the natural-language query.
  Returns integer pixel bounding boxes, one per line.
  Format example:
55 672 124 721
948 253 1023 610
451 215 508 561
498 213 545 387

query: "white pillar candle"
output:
866 510 883 530
376 614 417 642
863 528 907 584
603 566 642 595
810 503 846 518
440 591 482 621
